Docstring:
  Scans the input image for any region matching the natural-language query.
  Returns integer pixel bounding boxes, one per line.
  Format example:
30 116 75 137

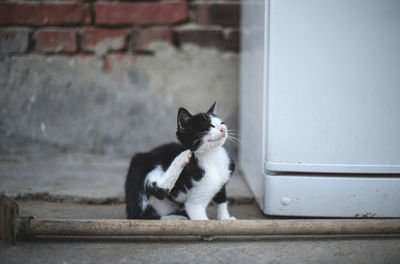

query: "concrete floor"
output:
1 156 400 263
1 201 400 264
0 154 253 204
15 200 267 220
2 235 400 264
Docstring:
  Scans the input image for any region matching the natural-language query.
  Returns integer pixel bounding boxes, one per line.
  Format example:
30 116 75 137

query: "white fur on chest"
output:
197 146 230 185
185 146 231 206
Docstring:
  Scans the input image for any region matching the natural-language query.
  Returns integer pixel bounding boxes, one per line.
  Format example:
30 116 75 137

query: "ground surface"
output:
0 154 252 204
1 155 400 264
1 201 400 264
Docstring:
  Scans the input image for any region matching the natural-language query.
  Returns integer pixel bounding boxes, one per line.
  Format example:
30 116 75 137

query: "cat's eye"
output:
221 122 225 125
210 124 215 128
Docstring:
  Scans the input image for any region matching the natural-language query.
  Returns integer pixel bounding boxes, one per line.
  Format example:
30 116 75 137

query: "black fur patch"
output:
229 158 235 175
141 205 160 219
148 182 169 200
176 112 212 151
213 185 227 204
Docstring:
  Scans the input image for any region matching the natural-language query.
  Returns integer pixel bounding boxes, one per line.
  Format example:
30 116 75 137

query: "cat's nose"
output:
220 127 226 136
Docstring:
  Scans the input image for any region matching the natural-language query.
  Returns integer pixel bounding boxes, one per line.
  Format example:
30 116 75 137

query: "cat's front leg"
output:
159 150 192 190
147 150 192 199
213 185 236 220
216 202 236 220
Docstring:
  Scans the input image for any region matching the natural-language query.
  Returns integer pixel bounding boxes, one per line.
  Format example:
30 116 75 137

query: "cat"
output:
125 102 236 220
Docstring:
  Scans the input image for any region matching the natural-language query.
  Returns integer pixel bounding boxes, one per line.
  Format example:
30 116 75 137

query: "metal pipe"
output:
26 218 400 237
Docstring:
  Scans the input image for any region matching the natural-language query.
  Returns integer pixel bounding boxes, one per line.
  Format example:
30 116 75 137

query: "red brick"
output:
0 3 91 26
132 27 173 51
0 29 30 53
82 29 126 53
95 2 188 25
224 30 240 52
196 3 240 27
35 30 77 53
176 27 223 49
104 54 138 72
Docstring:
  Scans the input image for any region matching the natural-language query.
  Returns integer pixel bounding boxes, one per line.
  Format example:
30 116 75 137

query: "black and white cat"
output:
125 102 236 220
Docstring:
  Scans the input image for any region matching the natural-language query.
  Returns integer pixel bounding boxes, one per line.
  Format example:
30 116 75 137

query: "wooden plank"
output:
28 219 400 236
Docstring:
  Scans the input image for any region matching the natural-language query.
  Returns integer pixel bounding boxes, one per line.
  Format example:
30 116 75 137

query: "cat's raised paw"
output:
177 150 192 168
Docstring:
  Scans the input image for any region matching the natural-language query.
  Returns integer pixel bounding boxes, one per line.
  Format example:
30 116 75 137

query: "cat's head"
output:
176 102 228 153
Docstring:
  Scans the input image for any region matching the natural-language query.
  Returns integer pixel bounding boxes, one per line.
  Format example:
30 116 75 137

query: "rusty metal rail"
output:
1 194 400 245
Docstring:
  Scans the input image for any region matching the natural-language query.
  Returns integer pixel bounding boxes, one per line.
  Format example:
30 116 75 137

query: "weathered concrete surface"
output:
15 201 266 220
2 236 400 264
0 44 239 157
0 154 253 204
0 201 399 264
0 29 30 53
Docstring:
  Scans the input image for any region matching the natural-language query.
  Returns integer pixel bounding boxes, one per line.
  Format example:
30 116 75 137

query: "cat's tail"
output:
125 154 148 219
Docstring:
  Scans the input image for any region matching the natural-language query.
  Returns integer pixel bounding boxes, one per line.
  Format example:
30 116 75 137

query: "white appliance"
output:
240 0 400 217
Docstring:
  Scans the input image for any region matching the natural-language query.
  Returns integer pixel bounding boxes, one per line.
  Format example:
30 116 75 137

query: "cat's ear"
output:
177 107 192 131
207 101 217 115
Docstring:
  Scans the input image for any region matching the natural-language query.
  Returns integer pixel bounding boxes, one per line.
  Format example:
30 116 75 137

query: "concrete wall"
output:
0 45 239 157
0 1 240 158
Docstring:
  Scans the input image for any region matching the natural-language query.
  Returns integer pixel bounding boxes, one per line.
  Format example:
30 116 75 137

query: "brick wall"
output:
0 0 241 56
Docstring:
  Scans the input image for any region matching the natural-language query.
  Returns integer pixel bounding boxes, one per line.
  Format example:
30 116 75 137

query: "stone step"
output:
0 154 254 204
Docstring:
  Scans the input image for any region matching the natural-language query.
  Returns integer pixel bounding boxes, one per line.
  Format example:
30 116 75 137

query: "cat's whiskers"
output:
227 133 239 140
227 137 240 144
228 129 239 133
195 130 207 136
226 133 241 151
226 139 240 151
226 131 240 140
192 131 208 147
192 137 203 147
